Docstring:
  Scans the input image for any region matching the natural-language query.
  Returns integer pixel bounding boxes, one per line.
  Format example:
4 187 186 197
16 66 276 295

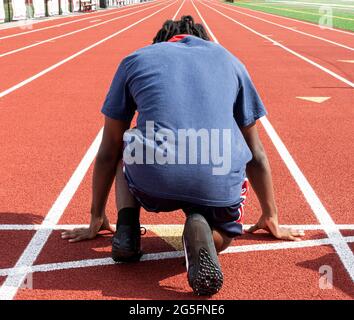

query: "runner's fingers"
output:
61 228 85 239
61 231 76 239
282 234 302 242
68 235 86 243
291 235 302 241
280 228 304 238
290 229 305 237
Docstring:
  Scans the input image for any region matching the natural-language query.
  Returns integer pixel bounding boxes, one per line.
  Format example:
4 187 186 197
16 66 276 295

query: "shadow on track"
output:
297 253 354 299
28 231 211 300
0 211 43 225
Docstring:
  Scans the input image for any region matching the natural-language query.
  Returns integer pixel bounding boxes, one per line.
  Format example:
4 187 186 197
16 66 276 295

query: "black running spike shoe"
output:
111 222 146 263
182 213 223 296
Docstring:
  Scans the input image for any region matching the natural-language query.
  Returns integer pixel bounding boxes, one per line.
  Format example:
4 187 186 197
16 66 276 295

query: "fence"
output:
0 0 147 23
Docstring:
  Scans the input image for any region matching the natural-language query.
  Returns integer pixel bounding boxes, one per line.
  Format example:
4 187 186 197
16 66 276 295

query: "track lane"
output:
0 0 180 223
0 1 174 93
13 246 354 299
0 1 164 56
201 1 353 87
0 0 184 300
1 0 353 300
208 0 354 50
0 231 35 269
0 2 155 39
0 0 181 226
59 0 318 227
56 121 318 229
192 0 354 284
202 0 354 83
213 0 354 45
28 0 345 300
195 0 354 226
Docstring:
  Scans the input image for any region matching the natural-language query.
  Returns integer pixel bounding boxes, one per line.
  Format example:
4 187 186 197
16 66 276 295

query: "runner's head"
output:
152 15 210 43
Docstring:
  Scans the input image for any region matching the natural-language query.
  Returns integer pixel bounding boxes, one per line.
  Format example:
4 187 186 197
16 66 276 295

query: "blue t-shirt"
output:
101 36 267 207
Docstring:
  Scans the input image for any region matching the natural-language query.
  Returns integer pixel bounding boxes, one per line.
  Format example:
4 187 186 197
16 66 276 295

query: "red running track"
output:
0 0 353 300
0 0 171 92
0 2 159 38
204 0 354 81
196 0 354 225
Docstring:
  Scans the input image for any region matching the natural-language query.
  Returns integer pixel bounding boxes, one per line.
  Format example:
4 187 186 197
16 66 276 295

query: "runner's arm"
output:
61 117 130 242
91 116 130 218
240 122 304 240
241 121 277 217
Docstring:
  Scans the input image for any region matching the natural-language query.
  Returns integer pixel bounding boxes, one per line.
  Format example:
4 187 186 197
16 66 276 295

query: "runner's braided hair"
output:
152 15 210 43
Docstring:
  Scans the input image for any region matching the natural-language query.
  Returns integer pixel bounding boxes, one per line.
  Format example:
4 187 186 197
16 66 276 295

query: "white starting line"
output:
0 222 352 278
0 234 353 277
1 0 353 300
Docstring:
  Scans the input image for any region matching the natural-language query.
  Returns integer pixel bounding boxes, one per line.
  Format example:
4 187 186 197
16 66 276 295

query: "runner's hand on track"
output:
61 215 115 243
246 214 305 241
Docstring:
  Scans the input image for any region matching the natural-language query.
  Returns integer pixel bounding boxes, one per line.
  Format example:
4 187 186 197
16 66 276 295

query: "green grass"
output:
227 0 354 32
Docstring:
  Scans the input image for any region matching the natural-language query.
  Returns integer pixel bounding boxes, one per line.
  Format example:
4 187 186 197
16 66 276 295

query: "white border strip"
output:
192 0 354 281
1 236 353 277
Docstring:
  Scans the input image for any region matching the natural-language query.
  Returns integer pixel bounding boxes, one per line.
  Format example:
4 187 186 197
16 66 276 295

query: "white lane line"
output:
0 1 156 40
1 236 354 277
296 96 331 103
200 1 354 88
260 117 354 281
0 0 185 301
337 59 354 63
172 0 185 19
220 0 354 36
205 0 354 51
224 236 354 254
192 0 354 282
0 129 103 299
0 1 166 58
0 0 177 100
1 223 354 231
